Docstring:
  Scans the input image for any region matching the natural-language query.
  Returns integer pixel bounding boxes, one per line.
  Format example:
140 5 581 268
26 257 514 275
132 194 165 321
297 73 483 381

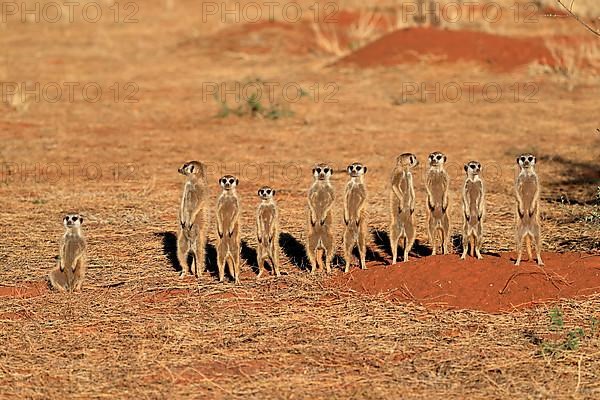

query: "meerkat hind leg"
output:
389 226 401 265
358 231 367 270
177 235 190 278
533 226 544 266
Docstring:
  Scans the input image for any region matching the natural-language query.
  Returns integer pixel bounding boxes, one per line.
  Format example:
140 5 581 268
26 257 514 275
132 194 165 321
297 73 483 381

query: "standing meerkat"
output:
177 161 209 278
389 153 419 263
49 214 87 292
515 154 544 266
307 163 335 274
426 151 450 255
343 162 368 272
216 175 241 283
256 186 281 278
461 161 485 260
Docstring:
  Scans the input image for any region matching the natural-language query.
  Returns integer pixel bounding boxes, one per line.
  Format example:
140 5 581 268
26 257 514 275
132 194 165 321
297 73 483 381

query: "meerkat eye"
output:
324 167 330 174
520 156 526 162
528 156 534 162
266 189 272 195
355 165 362 172
315 167 321 174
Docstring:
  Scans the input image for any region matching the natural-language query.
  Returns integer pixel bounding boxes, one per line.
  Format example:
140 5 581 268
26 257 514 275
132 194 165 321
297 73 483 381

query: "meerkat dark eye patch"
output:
528 156 534 162
355 165 362 171
324 168 330 174
266 189 272 195
315 167 322 174
520 156 526 162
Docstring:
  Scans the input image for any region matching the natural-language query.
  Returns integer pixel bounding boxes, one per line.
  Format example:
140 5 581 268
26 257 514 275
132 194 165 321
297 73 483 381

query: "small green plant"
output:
213 78 298 120
538 308 589 356
584 186 600 225
549 307 564 330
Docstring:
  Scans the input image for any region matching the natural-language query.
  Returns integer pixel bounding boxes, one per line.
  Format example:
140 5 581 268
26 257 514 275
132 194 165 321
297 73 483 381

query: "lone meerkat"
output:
461 161 485 260
389 153 419 263
216 175 241 283
177 161 209 278
426 151 450 255
49 214 87 292
343 162 368 272
256 186 281 278
307 163 335 274
515 154 544 266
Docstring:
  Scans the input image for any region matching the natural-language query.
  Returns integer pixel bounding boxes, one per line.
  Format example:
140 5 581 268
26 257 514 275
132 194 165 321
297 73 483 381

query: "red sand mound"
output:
330 252 600 313
336 27 554 71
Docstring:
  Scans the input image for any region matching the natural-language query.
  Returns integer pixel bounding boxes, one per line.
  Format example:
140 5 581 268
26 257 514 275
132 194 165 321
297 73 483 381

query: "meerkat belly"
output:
520 179 536 207
467 184 481 227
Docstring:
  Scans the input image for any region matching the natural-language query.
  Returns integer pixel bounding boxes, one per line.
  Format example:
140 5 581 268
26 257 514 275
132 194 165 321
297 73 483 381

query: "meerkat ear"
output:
443 155 447 163
363 166 368 174
516 157 520 164
79 217 84 224
257 189 262 196
464 164 468 172
235 178 239 186
272 189 276 196
347 165 352 174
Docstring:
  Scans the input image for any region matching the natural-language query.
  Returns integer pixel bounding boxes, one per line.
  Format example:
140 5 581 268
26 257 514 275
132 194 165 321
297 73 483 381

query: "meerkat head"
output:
517 154 536 170
312 163 332 181
464 161 482 177
428 151 447 168
397 153 419 169
346 162 367 178
219 175 239 191
63 214 83 228
178 161 205 179
257 186 276 201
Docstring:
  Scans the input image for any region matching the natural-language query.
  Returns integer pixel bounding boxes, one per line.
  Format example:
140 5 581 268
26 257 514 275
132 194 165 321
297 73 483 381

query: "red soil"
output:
330 252 600 313
0 281 49 298
336 27 555 71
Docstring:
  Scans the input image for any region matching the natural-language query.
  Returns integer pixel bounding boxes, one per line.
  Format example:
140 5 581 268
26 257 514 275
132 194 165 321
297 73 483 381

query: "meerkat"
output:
216 175 241 283
515 154 544 266
307 163 335 274
256 186 281 278
177 161 209 278
389 153 419 263
48 214 87 292
426 151 450 255
461 161 485 260
343 162 368 272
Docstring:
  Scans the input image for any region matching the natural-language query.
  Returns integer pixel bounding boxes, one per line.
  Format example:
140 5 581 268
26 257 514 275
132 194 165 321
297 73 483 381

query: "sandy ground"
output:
1 0 599 398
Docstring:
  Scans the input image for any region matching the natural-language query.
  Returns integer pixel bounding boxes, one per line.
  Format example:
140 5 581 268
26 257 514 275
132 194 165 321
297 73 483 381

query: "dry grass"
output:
2 277 600 398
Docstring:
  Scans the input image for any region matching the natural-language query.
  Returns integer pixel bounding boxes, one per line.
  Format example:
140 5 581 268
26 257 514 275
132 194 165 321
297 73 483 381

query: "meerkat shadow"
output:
240 240 260 275
279 232 310 271
452 233 463 255
155 232 181 273
204 242 218 277
372 229 432 258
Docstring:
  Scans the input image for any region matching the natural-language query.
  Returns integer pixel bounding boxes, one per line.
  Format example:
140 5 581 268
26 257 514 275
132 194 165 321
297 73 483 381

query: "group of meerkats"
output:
48 152 544 291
